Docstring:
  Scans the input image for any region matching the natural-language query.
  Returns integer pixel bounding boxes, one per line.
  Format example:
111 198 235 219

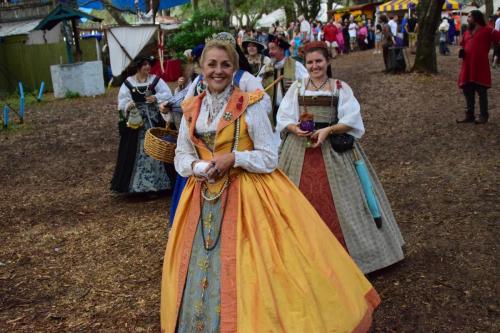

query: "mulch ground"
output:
0 47 499 332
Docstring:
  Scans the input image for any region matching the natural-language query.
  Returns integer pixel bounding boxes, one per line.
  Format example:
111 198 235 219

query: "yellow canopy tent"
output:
378 0 462 12
331 2 383 21
334 10 363 22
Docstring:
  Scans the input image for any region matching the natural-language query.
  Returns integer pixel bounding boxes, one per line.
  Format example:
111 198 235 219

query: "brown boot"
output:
456 116 475 123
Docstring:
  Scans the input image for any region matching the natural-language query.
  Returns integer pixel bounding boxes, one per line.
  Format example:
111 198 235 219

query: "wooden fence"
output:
0 39 99 95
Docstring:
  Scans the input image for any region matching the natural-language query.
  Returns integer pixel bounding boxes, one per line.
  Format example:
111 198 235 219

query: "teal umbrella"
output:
353 148 382 228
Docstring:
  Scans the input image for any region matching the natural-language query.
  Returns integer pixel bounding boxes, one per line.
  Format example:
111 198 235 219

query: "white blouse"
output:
276 78 365 139
117 75 172 110
174 86 278 177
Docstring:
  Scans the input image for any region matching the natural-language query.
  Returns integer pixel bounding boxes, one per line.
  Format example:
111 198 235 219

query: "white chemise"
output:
117 75 172 110
174 85 278 177
276 78 365 139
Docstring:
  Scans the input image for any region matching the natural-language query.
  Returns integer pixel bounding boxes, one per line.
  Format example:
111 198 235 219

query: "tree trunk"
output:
151 0 160 24
284 3 296 25
103 1 130 26
71 18 82 62
223 0 231 26
485 0 493 17
295 0 321 21
412 0 445 73
235 14 243 28
326 0 333 22
191 0 199 11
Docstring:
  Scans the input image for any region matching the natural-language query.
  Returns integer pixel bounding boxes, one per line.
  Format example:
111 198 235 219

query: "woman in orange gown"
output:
160 39 380 333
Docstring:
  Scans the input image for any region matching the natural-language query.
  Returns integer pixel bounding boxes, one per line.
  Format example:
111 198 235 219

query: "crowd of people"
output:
108 8 499 332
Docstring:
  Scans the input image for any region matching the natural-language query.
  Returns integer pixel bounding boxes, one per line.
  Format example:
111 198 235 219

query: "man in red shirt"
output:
457 10 500 124
323 19 339 58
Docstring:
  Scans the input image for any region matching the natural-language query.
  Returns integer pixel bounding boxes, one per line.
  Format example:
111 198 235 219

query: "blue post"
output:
18 81 25 123
37 81 45 102
3 105 8 128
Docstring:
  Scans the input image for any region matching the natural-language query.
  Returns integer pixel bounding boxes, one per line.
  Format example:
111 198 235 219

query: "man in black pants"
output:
457 11 500 124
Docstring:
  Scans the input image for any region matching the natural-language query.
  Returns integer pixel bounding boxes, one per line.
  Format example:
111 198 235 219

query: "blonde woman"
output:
160 39 380 333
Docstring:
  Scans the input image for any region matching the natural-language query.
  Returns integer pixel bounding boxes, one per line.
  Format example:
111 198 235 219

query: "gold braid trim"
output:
248 90 265 106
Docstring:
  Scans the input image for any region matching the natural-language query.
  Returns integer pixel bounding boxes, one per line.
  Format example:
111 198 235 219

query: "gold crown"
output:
205 32 236 47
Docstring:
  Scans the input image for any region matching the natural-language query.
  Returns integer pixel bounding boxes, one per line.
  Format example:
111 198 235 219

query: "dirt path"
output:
1 48 498 332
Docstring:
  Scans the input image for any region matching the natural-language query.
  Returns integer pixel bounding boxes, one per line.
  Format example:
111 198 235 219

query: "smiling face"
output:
268 42 285 62
201 47 236 94
305 50 328 81
247 43 259 56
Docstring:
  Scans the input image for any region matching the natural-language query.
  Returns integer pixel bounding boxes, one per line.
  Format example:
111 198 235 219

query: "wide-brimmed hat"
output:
268 34 290 50
242 37 266 53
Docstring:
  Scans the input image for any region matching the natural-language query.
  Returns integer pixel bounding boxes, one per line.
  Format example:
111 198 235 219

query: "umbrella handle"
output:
353 144 361 161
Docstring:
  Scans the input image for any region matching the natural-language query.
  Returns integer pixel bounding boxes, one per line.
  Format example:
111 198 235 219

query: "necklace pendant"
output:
203 212 213 228
200 277 209 289
223 112 232 121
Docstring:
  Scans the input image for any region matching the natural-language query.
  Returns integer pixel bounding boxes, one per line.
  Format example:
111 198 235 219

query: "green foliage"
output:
232 0 285 27
166 9 228 57
294 0 322 22
65 90 81 99
1 93 38 109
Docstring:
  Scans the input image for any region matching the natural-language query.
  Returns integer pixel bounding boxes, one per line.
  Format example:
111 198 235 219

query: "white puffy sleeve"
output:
233 100 278 173
174 117 198 177
239 71 272 115
276 80 300 133
185 75 201 99
118 81 133 111
337 81 365 138
154 77 172 103
295 61 309 80
239 71 264 91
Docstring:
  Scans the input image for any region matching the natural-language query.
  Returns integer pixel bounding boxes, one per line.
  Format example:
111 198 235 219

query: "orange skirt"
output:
160 170 380 333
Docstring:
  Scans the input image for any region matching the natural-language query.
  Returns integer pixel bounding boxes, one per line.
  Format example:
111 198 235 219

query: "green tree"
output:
166 9 228 56
232 0 284 28
294 0 322 21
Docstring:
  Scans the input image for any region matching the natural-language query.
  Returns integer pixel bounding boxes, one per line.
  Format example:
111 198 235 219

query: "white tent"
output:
256 8 286 28
317 1 344 22
106 25 158 77
0 19 62 45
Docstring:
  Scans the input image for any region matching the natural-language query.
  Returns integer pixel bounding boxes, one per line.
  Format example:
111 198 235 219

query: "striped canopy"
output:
378 0 463 12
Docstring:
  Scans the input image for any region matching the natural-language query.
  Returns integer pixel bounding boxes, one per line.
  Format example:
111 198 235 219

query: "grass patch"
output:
64 90 80 99
0 122 33 134
1 93 40 110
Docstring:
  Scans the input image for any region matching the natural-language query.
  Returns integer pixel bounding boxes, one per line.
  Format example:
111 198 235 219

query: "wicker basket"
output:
144 127 177 163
